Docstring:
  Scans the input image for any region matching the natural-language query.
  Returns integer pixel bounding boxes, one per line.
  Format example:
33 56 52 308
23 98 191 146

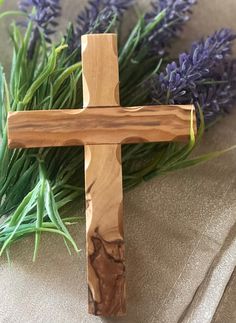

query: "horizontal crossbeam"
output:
8 105 196 149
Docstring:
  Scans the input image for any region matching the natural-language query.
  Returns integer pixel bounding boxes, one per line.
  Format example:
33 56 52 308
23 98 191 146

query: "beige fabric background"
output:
0 1 236 322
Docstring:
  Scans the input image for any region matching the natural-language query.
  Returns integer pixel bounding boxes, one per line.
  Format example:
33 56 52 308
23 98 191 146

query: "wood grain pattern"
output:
82 34 126 316
82 34 120 107
8 105 196 148
85 144 125 316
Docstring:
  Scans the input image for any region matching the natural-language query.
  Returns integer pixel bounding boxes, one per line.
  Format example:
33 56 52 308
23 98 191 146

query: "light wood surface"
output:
82 34 126 316
8 105 196 148
85 144 125 316
82 34 120 107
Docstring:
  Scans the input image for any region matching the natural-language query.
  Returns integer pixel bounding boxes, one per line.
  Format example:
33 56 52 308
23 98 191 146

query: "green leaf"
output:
33 176 45 261
0 184 40 256
0 65 5 136
52 62 82 95
0 11 27 20
22 45 68 105
166 145 236 172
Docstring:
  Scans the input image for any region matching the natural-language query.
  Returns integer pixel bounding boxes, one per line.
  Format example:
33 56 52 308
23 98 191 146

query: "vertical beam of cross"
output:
82 34 126 316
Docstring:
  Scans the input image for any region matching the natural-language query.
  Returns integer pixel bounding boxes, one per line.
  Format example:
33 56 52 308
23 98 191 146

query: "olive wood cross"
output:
7 34 196 317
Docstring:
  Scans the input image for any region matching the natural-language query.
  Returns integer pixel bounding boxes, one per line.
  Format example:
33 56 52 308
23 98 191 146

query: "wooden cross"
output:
7 34 196 317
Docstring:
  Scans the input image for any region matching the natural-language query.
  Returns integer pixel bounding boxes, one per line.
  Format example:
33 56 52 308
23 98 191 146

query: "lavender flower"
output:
151 29 236 124
19 0 61 41
152 29 235 101
77 0 132 35
195 60 236 123
19 0 61 58
145 0 197 55
67 0 133 54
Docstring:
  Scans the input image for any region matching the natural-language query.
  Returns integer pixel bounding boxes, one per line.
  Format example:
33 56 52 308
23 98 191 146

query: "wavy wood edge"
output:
8 105 196 149
82 34 120 107
85 144 126 316
82 34 126 316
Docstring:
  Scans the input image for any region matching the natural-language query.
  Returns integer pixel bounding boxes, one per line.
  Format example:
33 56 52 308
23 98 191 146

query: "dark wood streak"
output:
86 180 96 210
8 141 27 149
88 228 126 316
8 105 196 148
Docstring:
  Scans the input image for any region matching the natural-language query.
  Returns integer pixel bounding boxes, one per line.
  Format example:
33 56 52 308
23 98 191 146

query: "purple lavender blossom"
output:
151 29 236 124
19 0 61 40
194 60 236 124
77 0 133 35
145 0 197 55
67 0 133 54
19 0 61 59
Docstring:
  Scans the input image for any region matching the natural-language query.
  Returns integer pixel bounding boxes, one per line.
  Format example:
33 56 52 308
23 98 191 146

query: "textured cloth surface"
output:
0 1 236 323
